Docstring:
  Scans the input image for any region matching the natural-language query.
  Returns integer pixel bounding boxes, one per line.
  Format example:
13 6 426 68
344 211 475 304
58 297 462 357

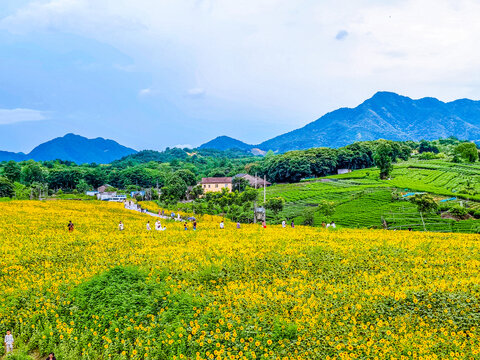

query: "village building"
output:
201 177 233 193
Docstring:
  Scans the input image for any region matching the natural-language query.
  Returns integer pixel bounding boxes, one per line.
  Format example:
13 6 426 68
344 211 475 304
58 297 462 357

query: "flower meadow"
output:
0 201 479 360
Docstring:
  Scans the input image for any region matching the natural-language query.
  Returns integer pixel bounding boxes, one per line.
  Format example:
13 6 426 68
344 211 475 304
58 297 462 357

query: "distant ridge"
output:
0 133 137 164
200 92 480 153
199 135 253 151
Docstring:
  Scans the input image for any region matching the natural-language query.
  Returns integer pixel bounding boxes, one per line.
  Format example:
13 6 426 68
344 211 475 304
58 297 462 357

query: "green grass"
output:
265 159 480 233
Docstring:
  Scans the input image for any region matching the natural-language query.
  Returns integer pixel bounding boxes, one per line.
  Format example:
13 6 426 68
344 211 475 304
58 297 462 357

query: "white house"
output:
96 192 117 201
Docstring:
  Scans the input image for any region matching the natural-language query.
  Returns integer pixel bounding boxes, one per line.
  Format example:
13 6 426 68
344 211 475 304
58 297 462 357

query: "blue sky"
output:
1 0 480 152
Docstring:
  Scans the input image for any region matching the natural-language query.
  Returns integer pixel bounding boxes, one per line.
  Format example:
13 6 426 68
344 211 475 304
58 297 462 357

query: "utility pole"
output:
264 175 266 222
254 173 257 224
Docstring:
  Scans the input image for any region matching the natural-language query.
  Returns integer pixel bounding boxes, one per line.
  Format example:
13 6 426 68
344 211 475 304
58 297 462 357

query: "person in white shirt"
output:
282 220 286 228
326 223 331 228
155 220 166 231
330 221 336 228
220 221 225 229
4 330 14 354
146 221 151 231
118 221 124 231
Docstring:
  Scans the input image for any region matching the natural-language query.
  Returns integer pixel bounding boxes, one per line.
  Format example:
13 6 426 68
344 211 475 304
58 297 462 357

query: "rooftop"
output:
201 177 232 184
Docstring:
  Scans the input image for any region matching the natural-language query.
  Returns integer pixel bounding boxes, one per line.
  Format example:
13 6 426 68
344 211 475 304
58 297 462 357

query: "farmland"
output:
1 200 480 359
265 159 480 232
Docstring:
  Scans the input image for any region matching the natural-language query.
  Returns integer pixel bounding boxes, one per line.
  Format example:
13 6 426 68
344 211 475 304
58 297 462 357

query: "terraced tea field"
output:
265 159 480 232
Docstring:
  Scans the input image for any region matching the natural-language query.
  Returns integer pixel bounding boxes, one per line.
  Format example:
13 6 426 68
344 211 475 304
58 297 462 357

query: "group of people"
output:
119 220 167 231
323 221 336 228
4 330 55 359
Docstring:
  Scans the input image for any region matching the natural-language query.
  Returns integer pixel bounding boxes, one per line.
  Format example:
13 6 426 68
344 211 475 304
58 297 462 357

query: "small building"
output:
109 194 127 202
86 191 98 196
234 174 271 188
97 192 117 201
337 169 352 175
201 177 233 193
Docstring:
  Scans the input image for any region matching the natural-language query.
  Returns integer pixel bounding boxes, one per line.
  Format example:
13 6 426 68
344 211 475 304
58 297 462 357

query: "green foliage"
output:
174 169 197 186
264 197 285 215
21 161 44 185
374 142 394 179
161 175 187 203
454 142 479 162
418 152 437 160
232 177 249 192
303 208 315 226
418 140 439 154
410 193 438 213
3 161 21 182
317 200 336 217
449 205 468 219
0 176 14 198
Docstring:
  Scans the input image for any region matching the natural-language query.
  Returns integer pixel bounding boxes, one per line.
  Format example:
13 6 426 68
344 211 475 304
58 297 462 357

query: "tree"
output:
418 140 439 154
303 208 315 226
410 193 438 214
21 161 44 185
3 161 21 182
76 179 90 193
232 177 249 192
174 169 197 187
454 142 479 163
0 177 14 198
264 197 285 216
317 200 335 218
189 185 204 200
160 175 187 203
374 142 394 179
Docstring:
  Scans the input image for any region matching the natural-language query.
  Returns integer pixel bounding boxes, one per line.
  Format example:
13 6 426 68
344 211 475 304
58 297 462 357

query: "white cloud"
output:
139 88 152 96
186 88 206 98
173 144 192 149
2 0 480 125
0 108 47 125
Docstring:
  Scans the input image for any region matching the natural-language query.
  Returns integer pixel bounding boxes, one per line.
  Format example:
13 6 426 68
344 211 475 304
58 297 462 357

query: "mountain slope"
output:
0 133 137 164
199 135 253 151
258 92 480 152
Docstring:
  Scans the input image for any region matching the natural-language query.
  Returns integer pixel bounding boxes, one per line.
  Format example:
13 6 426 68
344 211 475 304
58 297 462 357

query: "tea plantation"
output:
265 159 480 233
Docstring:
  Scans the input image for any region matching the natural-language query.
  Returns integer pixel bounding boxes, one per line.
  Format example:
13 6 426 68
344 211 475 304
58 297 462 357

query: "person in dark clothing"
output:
67 220 74 232
46 353 56 360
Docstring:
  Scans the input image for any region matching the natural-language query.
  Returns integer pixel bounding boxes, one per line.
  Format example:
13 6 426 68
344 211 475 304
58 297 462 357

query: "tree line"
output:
0 137 478 200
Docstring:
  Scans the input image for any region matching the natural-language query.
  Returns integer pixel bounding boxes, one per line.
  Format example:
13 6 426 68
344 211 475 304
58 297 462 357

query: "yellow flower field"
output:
0 200 479 360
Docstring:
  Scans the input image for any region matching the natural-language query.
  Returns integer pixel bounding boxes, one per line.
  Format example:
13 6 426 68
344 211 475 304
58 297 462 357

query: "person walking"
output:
220 220 225 229
193 220 197 231
118 221 124 231
291 220 295 228
282 220 286 228
4 330 13 354
184 222 188 231
146 221 151 231
262 220 266 229
67 220 74 232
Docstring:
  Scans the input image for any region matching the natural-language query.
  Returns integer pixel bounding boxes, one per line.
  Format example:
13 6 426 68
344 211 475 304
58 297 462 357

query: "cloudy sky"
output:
1 0 479 152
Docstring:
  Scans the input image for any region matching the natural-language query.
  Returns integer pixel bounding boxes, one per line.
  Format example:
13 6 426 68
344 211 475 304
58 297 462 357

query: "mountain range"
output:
201 91 480 152
0 133 137 164
2 92 480 163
